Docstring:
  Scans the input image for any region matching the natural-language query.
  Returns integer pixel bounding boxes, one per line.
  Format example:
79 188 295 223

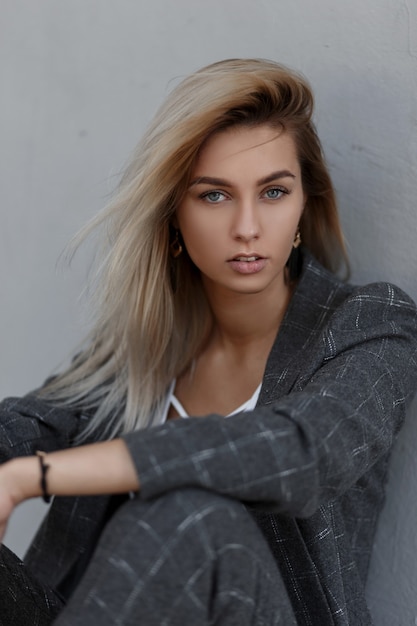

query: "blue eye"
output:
264 187 285 199
202 191 225 203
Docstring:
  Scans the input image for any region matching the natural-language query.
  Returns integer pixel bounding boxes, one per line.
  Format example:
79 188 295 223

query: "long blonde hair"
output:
42 58 348 439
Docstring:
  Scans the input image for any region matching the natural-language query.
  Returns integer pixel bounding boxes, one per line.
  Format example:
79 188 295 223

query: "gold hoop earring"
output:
293 227 302 249
170 229 183 258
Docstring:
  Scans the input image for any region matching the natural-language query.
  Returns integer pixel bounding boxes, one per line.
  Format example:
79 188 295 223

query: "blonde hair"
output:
42 58 348 439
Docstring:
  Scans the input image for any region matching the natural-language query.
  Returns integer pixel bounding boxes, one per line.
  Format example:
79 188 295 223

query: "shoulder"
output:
299 249 417 332
269 250 417 386
262 252 417 404
276 251 417 414
321 281 417 378
328 280 417 331
291 250 417 388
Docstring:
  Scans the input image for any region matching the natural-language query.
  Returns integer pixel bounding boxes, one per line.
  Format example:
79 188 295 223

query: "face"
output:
176 124 305 301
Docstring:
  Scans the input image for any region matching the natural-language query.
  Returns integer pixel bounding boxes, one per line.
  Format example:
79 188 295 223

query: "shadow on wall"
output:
366 396 417 625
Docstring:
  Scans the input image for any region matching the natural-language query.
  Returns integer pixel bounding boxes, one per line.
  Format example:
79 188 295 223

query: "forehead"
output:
192 124 300 176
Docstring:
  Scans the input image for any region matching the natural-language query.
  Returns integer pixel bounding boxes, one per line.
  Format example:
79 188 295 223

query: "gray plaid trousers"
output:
1 487 295 625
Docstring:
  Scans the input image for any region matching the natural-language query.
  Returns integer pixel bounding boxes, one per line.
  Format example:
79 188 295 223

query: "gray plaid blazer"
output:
1 251 416 625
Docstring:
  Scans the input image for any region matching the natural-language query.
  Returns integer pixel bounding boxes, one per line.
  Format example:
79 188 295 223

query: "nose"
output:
230 201 260 242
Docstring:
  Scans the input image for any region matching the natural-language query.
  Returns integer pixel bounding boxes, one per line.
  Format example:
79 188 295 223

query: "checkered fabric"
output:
0 544 64 625
53 488 296 625
1 250 416 624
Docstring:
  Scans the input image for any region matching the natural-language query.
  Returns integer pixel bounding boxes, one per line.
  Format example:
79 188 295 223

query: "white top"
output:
157 380 262 425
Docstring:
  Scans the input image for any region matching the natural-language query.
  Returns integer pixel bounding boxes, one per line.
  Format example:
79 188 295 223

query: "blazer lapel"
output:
258 250 349 406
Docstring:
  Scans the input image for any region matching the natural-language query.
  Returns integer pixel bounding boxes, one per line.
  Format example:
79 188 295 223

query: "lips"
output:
228 254 267 274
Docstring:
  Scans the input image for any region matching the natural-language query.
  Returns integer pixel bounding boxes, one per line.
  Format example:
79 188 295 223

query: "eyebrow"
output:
189 170 296 188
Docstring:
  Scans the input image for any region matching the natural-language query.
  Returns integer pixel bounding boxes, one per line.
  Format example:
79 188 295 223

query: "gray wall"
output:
1 1 416 623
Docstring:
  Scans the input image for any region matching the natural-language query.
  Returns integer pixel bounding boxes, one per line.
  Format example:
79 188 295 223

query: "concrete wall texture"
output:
1 1 416 623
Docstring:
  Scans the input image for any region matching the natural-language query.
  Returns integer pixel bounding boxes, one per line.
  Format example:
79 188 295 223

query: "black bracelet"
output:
35 451 51 504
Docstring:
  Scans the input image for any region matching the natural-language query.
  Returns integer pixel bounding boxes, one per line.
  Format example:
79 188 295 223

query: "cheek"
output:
176 219 201 263
179 218 205 249
181 226 217 266
178 208 222 250
178 217 226 276
265 205 302 237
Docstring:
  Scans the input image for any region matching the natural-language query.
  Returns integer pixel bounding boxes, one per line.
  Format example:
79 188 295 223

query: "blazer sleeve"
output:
0 393 84 462
122 282 417 517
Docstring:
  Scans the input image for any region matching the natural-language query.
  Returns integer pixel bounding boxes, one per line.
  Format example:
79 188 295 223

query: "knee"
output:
157 486 246 521
110 488 274 587
110 487 254 553
122 487 246 529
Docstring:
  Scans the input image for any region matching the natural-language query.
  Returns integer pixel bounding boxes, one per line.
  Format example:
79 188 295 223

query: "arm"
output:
121 282 417 517
0 439 138 542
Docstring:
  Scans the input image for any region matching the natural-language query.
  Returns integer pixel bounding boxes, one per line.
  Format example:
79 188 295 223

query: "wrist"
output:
6 456 42 505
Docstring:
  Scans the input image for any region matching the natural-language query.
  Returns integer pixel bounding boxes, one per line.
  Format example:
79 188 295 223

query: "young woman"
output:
1 59 416 626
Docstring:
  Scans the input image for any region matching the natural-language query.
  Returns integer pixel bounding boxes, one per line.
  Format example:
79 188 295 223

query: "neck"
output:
203 279 292 357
